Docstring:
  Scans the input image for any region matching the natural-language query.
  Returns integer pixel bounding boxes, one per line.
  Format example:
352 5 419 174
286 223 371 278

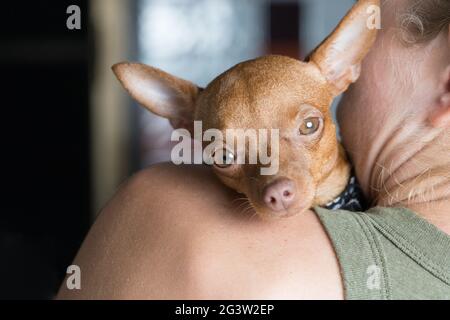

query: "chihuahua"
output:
113 0 379 218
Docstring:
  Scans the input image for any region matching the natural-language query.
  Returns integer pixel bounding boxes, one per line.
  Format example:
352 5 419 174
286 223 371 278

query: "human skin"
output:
338 0 450 233
57 1 450 299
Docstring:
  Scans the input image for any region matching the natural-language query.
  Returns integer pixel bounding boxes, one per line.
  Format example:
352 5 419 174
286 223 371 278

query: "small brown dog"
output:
113 0 379 218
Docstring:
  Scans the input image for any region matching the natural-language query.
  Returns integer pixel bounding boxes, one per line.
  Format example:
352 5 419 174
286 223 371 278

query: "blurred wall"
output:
90 0 136 215
299 0 356 56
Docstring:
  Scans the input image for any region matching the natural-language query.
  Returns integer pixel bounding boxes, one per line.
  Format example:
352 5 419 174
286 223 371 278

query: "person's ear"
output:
112 62 202 133
308 0 380 97
428 65 450 128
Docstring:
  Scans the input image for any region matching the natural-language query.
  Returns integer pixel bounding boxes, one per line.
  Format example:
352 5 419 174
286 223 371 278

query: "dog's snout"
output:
262 178 296 212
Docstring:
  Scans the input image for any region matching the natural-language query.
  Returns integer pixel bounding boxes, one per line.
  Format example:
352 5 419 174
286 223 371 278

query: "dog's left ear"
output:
309 0 380 97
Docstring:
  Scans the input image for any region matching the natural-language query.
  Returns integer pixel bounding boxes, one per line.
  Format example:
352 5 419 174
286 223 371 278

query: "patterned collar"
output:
324 172 368 212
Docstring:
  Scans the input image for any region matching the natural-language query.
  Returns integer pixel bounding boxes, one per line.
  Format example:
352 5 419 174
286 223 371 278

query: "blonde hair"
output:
400 0 450 44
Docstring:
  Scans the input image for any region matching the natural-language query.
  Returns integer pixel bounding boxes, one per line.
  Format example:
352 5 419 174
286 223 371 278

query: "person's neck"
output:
367 114 450 234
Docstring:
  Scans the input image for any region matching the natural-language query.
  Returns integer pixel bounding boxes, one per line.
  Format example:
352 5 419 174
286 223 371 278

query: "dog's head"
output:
113 0 379 218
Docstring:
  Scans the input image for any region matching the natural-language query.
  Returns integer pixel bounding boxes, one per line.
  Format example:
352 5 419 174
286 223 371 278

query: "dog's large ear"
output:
112 62 202 131
309 0 380 96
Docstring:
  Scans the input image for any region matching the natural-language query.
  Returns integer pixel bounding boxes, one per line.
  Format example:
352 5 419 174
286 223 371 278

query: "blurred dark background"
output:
0 0 354 299
0 0 89 299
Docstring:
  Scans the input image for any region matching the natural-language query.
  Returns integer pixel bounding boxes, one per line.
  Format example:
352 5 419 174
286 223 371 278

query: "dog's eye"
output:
212 148 235 168
299 117 321 135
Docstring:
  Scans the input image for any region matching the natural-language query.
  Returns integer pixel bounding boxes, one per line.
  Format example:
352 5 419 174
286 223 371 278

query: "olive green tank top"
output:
314 207 450 300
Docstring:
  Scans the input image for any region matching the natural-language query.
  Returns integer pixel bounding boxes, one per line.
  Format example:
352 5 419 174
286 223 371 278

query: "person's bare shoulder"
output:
57 163 343 300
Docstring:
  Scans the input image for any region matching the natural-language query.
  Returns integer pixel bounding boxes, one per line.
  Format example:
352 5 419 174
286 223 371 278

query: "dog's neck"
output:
314 144 352 206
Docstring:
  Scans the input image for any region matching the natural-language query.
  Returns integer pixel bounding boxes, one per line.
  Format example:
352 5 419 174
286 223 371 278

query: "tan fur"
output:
112 0 379 218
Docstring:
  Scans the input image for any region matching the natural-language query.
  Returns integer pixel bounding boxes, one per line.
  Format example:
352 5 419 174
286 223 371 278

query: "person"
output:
57 0 450 299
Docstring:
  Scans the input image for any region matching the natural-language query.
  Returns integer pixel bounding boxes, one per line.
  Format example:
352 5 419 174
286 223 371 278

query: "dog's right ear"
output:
112 62 202 131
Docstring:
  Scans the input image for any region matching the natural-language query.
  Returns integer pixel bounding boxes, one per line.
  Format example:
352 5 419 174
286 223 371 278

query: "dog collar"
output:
324 172 367 212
